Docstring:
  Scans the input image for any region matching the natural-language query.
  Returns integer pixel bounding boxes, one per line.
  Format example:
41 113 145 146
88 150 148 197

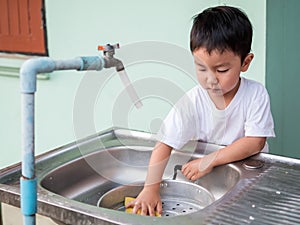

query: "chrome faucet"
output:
98 43 143 109
98 43 124 72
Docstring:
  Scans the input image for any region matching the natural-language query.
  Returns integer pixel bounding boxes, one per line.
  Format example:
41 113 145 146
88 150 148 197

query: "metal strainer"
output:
97 179 214 217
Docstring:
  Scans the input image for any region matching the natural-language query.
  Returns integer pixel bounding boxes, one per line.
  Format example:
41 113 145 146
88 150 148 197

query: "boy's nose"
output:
206 73 218 85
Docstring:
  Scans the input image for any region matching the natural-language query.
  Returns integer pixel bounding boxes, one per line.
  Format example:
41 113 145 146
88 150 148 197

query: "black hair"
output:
190 6 253 63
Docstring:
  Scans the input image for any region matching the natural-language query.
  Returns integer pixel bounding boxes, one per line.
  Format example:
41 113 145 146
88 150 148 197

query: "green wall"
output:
266 0 300 159
0 0 267 168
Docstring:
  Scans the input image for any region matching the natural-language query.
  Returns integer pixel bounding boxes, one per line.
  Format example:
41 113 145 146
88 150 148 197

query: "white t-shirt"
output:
157 77 275 151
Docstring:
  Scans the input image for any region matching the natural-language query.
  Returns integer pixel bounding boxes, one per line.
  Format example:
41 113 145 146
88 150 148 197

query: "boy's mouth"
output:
207 87 222 92
206 88 223 95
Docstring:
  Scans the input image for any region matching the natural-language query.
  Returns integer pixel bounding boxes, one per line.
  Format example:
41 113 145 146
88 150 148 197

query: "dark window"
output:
0 0 47 55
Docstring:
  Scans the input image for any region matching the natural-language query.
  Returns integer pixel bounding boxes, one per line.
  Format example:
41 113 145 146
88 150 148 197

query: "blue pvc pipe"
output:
23 216 35 225
21 94 35 179
21 93 36 225
20 178 37 216
20 56 105 225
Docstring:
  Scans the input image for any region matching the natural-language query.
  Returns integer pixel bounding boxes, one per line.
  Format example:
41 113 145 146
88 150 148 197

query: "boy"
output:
126 5 275 216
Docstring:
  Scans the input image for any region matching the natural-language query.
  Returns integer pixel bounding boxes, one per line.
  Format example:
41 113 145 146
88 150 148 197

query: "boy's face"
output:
193 48 253 101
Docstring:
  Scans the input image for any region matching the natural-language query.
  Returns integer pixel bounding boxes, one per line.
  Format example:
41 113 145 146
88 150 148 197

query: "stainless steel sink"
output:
40 145 241 209
1 128 299 225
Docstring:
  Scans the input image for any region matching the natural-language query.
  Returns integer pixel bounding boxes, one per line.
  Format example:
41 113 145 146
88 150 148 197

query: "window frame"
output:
0 0 48 56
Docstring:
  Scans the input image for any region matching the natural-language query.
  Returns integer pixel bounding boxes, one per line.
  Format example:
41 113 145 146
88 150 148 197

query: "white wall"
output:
0 0 266 168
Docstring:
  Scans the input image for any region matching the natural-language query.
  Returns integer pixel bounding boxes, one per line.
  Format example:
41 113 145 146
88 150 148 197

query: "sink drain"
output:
161 199 200 217
97 180 214 217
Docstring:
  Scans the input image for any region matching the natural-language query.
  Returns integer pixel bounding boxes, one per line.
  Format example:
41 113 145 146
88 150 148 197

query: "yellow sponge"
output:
124 197 161 217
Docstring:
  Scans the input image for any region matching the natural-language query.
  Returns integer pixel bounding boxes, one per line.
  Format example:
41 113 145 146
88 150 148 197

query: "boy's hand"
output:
182 151 219 181
125 186 163 216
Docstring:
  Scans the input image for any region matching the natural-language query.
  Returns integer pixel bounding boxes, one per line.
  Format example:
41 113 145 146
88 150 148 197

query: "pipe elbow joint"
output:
20 57 56 93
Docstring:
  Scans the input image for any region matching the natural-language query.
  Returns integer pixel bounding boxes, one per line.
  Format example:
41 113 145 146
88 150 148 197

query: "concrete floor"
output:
1 203 58 225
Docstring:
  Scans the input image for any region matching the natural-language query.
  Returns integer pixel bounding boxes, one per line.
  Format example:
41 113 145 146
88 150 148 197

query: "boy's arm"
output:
126 142 173 216
182 136 266 180
144 142 173 187
214 136 266 165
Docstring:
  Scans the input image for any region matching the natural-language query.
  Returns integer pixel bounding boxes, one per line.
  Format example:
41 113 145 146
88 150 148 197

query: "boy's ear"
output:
241 53 254 72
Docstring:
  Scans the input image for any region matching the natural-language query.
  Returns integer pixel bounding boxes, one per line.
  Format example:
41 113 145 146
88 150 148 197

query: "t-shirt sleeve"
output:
244 89 275 137
157 94 197 150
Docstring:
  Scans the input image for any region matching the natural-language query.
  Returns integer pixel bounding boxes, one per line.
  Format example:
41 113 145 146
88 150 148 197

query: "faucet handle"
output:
98 43 120 52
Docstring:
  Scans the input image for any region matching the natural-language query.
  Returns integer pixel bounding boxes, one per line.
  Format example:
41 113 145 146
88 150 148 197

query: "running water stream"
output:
118 70 143 109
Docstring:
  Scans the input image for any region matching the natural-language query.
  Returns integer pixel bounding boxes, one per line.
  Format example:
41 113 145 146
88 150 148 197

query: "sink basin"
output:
3 128 300 225
40 145 241 210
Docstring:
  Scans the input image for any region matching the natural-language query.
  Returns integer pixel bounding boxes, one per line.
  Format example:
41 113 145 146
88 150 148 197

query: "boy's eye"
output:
217 69 229 73
197 67 206 72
